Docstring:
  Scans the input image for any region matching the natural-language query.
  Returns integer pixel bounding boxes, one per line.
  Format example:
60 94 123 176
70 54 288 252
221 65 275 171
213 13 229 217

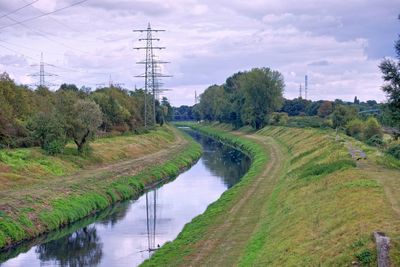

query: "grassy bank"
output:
143 123 400 266
0 126 177 191
0 127 202 250
142 123 269 266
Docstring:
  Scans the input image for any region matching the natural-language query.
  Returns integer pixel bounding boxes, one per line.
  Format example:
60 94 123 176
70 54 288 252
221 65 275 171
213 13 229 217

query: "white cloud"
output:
0 0 397 105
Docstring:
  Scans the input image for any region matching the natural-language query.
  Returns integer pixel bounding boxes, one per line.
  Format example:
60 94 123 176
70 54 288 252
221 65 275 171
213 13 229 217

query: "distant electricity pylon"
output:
133 23 171 127
28 52 58 88
299 84 302 99
96 74 124 88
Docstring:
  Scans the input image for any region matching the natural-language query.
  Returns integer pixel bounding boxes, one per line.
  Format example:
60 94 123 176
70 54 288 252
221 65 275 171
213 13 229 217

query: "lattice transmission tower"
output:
28 52 58 88
133 23 171 127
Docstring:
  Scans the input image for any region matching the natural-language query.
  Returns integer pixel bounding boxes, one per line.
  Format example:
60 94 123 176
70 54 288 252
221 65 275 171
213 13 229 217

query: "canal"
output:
0 129 251 267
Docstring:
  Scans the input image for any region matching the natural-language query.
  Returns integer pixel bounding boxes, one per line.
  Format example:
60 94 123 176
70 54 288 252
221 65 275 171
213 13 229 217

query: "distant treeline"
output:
0 72 173 152
174 67 400 159
174 97 384 123
172 67 387 128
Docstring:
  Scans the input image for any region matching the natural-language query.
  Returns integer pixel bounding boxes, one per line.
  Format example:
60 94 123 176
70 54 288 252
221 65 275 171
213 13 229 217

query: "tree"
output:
161 97 173 122
59 83 79 92
379 14 400 132
364 117 383 140
346 119 365 139
317 101 333 117
331 105 357 129
239 68 284 129
67 99 102 153
28 111 67 154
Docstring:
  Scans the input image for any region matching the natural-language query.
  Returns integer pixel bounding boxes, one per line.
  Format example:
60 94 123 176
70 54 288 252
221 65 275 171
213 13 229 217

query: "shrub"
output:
363 117 383 140
346 119 365 139
355 249 374 265
269 112 288 126
387 143 400 159
28 111 67 155
322 118 333 128
44 139 66 155
366 134 384 147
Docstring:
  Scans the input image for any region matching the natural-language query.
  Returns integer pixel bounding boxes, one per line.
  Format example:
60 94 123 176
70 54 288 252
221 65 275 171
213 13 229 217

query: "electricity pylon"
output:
133 23 171 127
28 52 58 88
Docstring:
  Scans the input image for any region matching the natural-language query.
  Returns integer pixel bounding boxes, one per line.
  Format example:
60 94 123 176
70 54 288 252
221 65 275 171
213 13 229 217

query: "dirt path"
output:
185 133 287 267
0 127 188 209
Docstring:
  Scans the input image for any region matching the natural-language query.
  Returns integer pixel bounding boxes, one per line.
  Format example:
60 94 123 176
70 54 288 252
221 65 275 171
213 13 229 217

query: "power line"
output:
0 42 38 61
28 52 58 88
0 0 39 20
133 23 171 127
0 0 90 30
20 0 99 44
2 14 91 55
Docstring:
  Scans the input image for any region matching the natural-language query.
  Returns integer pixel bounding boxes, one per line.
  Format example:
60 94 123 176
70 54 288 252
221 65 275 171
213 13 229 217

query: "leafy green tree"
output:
346 119 365 139
59 83 79 92
67 99 102 153
239 68 284 129
161 97 173 122
281 98 311 116
379 14 400 133
331 105 357 129
28 111 67 154
364 117 383 140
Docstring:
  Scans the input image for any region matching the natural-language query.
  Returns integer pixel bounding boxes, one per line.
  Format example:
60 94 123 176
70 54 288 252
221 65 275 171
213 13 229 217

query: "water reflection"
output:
0 130 251 267
185 130 251 188
36 226 103 267
145 190 158 253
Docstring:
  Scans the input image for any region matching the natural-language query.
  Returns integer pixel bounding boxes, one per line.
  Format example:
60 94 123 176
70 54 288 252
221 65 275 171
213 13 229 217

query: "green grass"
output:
142 123 269 266
0 126 179 187
239 126 398 266
0 128 202 249
143 123 400 267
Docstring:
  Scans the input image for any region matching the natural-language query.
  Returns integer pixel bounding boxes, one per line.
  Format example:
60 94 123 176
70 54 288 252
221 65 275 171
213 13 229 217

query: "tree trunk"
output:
74 129 90 153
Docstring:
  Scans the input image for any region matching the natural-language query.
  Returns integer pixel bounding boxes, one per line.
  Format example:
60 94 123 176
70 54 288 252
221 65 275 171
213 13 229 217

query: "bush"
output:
269 112 288 126
366 134 384 147
387 143 400 159
355 249 374 265
322 118 333 128
346 119 365 139
286 116 326 128
28 112 67 155
363 117 383 140
44 139 66 155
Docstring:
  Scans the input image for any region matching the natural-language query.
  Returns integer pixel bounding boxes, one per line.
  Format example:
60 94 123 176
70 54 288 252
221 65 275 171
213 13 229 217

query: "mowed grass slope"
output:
0 126 202 250
143 124 400 266
241 126 400 266
0 126 176 190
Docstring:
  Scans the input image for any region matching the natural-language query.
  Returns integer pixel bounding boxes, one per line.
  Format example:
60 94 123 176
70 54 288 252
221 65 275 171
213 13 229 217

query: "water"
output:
0 129 251 267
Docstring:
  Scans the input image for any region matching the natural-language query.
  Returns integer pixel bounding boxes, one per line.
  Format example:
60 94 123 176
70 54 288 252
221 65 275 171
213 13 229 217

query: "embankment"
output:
0 126 202 250
143 123 400 266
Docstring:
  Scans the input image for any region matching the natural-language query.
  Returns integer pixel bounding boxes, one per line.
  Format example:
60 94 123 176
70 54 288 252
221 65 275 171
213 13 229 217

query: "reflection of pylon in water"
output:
145 189 158 252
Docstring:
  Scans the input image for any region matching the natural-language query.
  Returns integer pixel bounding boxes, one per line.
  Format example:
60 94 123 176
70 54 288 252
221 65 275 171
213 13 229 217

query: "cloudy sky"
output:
0 0 398 106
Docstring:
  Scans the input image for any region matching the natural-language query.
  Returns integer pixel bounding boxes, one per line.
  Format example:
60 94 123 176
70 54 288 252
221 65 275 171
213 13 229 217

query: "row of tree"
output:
0 73 173 153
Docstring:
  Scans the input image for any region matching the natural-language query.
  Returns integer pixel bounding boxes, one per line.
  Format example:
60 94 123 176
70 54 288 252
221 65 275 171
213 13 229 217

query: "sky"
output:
0 0 398 106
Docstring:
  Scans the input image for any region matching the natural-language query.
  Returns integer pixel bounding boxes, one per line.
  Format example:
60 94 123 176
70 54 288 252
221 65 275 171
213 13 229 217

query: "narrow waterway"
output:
0 129 251 267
